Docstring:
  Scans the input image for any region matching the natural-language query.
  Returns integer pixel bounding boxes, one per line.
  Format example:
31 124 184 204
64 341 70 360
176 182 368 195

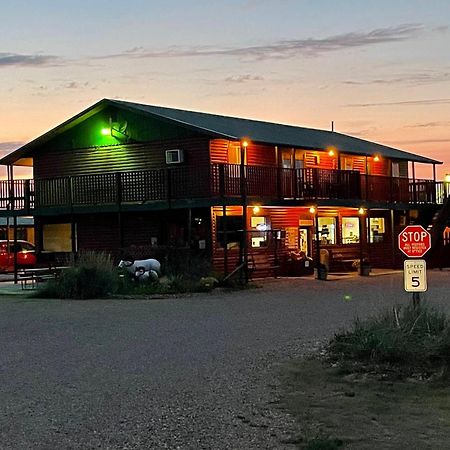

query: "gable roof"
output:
1 98 441 166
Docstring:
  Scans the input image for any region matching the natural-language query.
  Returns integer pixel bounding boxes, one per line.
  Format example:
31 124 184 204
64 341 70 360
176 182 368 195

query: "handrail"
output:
0 165 447 212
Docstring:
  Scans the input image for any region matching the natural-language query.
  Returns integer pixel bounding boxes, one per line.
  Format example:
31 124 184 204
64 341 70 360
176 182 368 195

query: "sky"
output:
1 0 449 179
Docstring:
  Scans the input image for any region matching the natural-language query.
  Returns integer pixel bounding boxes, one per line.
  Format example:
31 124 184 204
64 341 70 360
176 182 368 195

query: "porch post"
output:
187 208 192 247
412 162 417 203
390 209 396 268
240 142 248 283
13 215 18 284
432 164 437 203
222 205 228 277
314 209 321 276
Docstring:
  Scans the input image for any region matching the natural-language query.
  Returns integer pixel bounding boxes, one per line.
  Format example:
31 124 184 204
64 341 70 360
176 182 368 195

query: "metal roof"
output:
0 98 442 165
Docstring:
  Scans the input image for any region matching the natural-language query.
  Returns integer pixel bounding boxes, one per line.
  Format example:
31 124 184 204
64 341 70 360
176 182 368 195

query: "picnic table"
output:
19 266 70 290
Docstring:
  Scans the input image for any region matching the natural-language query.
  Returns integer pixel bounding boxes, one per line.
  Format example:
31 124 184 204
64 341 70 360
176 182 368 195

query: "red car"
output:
0 240 37 272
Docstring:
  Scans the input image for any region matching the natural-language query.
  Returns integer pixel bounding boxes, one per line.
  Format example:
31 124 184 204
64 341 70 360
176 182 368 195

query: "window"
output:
341 217 360 244
317 217 336 245
282 149 293 168
227 143 246 165
217 215 243 249
250 216 270 247
369 217 385 243
392 162 399 178
43 223 73 252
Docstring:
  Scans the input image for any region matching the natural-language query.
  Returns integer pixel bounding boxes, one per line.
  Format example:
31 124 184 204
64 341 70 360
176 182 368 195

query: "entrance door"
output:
298 227 311 256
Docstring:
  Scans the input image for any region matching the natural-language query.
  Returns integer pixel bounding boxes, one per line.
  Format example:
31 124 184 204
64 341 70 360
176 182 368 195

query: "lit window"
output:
368 217 385 243
341 217 360 244
250 216 270 247
317 217 336 245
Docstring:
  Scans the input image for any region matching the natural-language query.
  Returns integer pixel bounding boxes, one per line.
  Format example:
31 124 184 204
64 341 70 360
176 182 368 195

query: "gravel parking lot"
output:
0 271 449 449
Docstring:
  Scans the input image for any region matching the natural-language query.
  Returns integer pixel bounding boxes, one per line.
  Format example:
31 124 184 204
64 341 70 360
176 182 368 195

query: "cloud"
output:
343 71 450 86
224 74 264 83
0 52 60 67
0 141 24 155
99 23 427 62
386 138 450 145
346 98 450 107
405 121 450 128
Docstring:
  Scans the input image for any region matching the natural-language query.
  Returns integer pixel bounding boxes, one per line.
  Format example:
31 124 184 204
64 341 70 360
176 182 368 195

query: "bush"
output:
329 303 450 372
35 251 118 299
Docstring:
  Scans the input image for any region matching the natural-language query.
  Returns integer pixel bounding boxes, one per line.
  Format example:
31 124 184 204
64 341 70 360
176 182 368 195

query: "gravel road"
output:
0 271 448 449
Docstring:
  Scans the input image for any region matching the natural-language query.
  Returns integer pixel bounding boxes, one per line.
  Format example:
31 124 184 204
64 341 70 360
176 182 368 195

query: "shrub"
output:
329 303 450 372
35 251 118 299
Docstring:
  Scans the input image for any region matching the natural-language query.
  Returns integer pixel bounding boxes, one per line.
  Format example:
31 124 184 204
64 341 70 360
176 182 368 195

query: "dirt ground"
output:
281 354 450 449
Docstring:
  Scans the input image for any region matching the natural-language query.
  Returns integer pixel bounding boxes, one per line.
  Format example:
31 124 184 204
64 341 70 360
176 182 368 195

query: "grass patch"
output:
329 303 450 378
34 251 118 299
281 303 450 448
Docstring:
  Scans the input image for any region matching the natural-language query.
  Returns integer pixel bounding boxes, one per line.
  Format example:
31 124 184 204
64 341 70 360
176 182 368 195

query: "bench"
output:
19 266 69 290
327 248 360 272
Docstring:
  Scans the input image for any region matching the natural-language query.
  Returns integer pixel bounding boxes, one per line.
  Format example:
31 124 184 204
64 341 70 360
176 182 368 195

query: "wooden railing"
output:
0 164 447 212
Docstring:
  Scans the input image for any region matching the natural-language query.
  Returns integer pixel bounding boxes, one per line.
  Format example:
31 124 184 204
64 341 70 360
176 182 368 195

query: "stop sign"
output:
398 225 431 258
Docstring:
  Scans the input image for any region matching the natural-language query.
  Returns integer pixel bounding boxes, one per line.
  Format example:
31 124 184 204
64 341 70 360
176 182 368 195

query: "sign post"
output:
398 225 431 308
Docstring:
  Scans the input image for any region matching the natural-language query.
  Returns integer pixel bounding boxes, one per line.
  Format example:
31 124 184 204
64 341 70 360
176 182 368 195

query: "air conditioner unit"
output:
165 149 184 164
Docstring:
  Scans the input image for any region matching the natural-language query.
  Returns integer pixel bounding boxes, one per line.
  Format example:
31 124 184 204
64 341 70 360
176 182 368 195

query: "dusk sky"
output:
1 0 449 179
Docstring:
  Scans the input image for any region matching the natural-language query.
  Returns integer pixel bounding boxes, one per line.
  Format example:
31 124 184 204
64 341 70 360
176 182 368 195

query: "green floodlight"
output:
101 127 111 136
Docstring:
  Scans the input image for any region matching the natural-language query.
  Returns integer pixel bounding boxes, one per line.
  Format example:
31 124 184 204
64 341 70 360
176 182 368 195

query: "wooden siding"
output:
209 139 275 166
34 136 210 179
77 214 120 253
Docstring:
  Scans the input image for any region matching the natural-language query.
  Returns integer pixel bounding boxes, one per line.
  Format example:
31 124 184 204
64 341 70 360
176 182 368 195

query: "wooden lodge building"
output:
0 98 449 277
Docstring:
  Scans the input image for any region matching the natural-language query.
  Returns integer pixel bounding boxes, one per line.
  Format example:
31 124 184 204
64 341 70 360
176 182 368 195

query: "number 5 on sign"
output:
404 259 427 292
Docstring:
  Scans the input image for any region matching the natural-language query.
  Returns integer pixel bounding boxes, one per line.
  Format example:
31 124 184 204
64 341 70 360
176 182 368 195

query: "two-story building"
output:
1 99 448 277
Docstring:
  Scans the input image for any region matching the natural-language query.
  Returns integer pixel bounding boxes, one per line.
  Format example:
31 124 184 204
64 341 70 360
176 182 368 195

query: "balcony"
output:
0 164 447 215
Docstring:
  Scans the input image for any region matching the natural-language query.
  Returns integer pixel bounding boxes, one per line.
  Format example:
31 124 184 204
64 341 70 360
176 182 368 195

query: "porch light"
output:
101 128 111 136
328 149 335 157
309 206 316 214
241 140 249 148
358 207 366 215
252 206 261 214
373 155 380 162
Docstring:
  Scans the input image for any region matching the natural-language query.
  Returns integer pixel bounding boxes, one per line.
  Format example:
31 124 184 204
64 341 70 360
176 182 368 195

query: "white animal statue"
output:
134 267 159 282
118 258 161 275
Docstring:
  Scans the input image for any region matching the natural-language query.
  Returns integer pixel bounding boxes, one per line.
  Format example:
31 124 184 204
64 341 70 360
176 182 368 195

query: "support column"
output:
412 162 417 203
222 205 228 277
13 215 18 284
240 142 248 283
390 209 396 268
314 209 321 278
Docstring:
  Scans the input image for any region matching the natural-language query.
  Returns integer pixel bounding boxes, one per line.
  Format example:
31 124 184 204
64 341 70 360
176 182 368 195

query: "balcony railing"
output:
0 164 447 213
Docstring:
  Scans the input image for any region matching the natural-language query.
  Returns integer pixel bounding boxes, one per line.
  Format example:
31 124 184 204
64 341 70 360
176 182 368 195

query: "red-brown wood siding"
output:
34 136 210 179
247 143 276 166
209 139 275 166
304 151 337 170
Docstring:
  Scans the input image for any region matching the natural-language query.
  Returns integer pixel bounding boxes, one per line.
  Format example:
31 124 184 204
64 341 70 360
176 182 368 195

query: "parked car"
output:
0 240 37 271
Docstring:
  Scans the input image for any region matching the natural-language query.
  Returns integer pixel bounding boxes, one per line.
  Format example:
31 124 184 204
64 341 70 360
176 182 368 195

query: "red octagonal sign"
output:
398 225 431 258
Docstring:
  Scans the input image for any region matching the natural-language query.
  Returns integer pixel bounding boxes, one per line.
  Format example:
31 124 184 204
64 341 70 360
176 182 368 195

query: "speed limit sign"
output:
404 259 427 292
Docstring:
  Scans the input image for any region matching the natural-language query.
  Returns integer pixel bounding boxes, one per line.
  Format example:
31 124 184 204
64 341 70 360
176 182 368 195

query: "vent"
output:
165 149 184 164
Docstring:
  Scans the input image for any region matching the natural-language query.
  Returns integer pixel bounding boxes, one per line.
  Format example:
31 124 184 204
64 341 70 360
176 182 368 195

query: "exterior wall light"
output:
252 206 261 214
309 206 316 214
373 155 380 162
101 128 111 136
242 140 249 148
358 207 366 215
445 174 450 183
